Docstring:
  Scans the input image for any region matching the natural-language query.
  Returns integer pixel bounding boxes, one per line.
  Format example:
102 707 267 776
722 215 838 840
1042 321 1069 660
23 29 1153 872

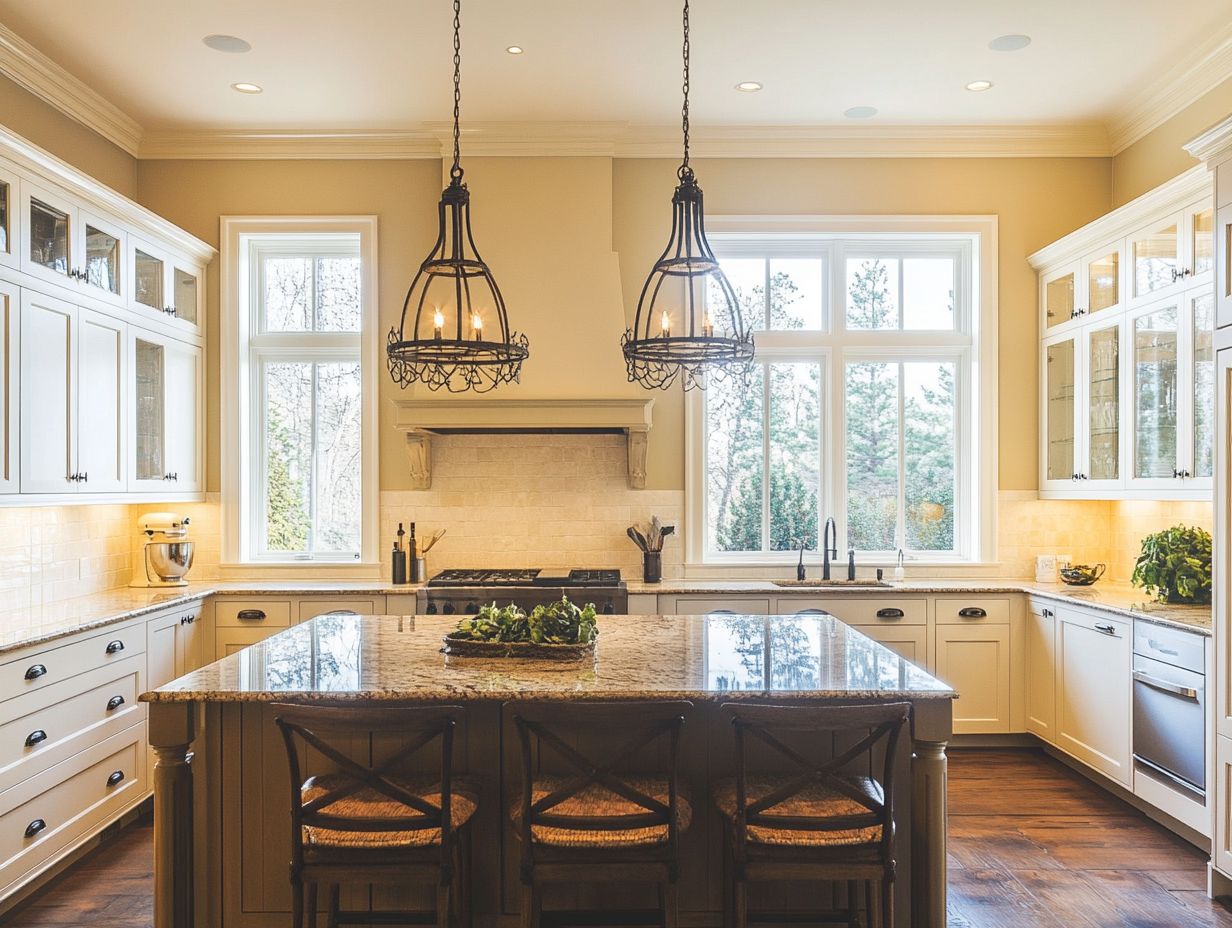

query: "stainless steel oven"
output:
1132 619 1206 797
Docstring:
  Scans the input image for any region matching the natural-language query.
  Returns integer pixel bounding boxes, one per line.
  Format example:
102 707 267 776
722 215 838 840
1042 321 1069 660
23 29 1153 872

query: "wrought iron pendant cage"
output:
622 0 754 391
386 0 528 393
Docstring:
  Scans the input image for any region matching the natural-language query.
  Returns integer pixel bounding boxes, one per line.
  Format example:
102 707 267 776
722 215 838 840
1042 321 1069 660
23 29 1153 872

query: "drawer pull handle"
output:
1146 639 1179 656
106 770 125 787
958 607 987 619
236 609 266 621
24 664 47 680
105 640 125 654
106 695 126 711
24 819 46 839
1094 622 1117 636
1132 670 1199 699
24 729 47 747
876 608 905 619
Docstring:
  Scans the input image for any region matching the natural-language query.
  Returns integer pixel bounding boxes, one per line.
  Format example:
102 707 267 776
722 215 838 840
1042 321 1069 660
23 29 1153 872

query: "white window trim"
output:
220 216 380 573
684 214 999 571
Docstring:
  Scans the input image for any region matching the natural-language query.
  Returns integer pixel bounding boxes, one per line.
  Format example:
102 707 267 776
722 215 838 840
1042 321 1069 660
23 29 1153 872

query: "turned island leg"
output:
910 698 952 928
148 702 198 928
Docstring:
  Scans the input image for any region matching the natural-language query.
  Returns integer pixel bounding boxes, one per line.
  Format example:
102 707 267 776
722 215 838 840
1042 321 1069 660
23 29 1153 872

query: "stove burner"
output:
429 568 541 586
565 569 622 585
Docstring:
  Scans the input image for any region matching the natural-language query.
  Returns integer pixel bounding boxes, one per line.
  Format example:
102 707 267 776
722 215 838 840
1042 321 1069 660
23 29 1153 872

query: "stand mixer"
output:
131 513 195 588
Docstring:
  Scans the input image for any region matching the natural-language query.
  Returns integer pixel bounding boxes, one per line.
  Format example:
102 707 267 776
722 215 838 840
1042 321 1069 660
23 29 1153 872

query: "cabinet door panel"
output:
1042 334 1077 489
163 339 201 491
19 291 74 493
76 309 125 492
935 624 1010 734
1131 300 1180 486
0 279 16 493
1130 215 1182 303
1042 264 1078 330
21 183 74 289
1193 292 1216 482
1025 603 1056 742
1083 320 1123 486
1057 611 1131 785
857 624 928 669
0 169 17 270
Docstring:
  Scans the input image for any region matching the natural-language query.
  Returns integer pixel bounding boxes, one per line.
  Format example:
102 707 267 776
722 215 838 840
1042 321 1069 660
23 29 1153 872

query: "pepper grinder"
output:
392 523 408 585
408 522 421 583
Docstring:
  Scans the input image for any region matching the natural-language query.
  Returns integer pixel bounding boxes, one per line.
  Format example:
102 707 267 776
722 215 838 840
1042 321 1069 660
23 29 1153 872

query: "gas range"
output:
423 568 627 616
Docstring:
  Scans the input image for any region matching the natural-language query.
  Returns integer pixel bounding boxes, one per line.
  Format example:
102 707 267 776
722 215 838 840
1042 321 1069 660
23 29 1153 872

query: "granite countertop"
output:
141 612 954 703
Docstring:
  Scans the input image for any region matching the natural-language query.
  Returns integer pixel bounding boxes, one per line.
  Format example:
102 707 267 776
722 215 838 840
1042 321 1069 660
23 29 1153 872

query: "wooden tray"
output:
441 633 596 661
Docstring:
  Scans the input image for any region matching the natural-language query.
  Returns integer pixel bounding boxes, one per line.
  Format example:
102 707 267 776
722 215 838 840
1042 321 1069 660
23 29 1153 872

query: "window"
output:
688 218 995 566
222 218 378 567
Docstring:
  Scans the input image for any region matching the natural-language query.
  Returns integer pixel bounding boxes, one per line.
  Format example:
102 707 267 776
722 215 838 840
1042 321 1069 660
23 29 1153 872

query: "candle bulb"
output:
472 313 484 341
702 311 714 338
660 310 671 338
433 310 444 340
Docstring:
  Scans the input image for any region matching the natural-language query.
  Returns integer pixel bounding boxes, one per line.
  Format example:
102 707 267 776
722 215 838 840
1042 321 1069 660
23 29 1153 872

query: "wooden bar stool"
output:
273 703 479 928
715 702 911 928
509 700 692 928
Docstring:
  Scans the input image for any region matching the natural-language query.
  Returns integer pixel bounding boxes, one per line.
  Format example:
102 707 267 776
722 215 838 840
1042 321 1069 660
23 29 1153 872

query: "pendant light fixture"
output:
621 0 754 391
387 0 528 393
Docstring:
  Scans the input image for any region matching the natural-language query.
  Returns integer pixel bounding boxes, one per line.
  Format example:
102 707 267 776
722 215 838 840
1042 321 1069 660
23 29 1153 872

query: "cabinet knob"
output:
106 695 126 711
1042 608 1053 618
24 819 46 839
24 664 47 680
106 770 125 787
24 729 47 747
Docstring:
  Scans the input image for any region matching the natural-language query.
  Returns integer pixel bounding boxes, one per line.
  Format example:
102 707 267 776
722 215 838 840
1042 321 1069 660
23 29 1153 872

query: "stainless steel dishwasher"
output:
1132 619 1206 797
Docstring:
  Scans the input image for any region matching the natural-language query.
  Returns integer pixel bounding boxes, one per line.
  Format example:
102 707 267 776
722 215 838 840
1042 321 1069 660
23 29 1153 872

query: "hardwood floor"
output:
1 749 1230 927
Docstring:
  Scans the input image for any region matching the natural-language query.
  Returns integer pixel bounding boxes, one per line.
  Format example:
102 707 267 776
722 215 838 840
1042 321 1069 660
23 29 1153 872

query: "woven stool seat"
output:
510 776 692 848
713 775 883 847
301 772 480 850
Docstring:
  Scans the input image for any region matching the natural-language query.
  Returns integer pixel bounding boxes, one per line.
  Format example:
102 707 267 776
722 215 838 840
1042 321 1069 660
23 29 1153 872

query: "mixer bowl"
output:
146 541 195 582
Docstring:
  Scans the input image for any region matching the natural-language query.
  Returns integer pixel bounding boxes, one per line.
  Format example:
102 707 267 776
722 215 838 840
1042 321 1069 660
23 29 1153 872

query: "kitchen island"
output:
142 612 954 928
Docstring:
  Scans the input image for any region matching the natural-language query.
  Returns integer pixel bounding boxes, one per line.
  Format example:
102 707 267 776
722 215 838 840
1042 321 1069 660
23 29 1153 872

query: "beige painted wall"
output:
1113 76 1232 207
0 74 135 197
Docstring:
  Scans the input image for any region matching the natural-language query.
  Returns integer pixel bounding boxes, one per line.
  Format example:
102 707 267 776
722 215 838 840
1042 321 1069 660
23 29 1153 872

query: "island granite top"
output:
141 612 954 703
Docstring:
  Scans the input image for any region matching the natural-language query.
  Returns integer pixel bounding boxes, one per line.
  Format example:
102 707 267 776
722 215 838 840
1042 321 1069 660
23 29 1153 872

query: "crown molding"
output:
137 120 1112 161
1027 164 1210 269
139 130 441 160
1184 114 1232 163
1107 22 1232 155
0 22 143 156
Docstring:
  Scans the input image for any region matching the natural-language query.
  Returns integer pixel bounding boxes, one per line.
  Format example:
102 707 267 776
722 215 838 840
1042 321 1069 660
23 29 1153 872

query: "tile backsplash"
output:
380 433 685 581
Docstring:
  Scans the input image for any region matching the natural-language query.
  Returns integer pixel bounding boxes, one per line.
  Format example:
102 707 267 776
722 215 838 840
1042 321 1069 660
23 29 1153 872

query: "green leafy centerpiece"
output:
1131 525 1212 605
443 596 598 659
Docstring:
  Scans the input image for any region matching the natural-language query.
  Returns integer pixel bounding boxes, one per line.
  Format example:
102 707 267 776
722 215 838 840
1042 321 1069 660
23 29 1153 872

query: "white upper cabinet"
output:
0 279 16 493
1031 167 1214 500
0 124 212 505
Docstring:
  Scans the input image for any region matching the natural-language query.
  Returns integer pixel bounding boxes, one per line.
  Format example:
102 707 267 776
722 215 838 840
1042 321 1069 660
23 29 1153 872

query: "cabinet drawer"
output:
667 597 769 615
297 598 383 622
0 724 144 896
935 597 1011 625
216 627 285 659
0 624 144 703
776 598 927 625
0 657 142 793
214 599 292 628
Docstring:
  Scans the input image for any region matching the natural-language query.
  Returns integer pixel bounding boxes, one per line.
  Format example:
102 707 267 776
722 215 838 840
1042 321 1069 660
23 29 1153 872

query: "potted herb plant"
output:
1131 525 1213 604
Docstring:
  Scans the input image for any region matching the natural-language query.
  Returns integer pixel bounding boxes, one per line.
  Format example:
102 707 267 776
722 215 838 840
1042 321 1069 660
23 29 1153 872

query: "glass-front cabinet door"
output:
0 167 17 270
0 279 16 493
1083 247 1121 318
1188 290 1215 488
171 263 200 327
129 328 202 493
132 334 167 491
24 188 72 284
1130 298 1181 489
1081 319 1123 489
1042 263 1078 331
1129 214 1182 303
79 209 124 306
1191 205 1214 283
1042 332 1079 491
133 244 165 315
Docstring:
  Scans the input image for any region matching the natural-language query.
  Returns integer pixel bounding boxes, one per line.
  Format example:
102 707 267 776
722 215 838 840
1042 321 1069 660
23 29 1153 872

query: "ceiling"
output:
1 0 1230 155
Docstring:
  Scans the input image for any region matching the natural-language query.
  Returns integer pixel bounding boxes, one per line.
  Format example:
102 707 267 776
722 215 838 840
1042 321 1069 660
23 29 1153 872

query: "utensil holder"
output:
643 552 662 584
414 556 427 583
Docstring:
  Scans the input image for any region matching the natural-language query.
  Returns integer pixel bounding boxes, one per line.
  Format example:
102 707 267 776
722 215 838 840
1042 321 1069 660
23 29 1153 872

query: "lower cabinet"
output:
212 596 387 661
858 624 929 667
1056 608 1132 786
1217 734 1232 875
1025 600 1058 743
935 624 1011 734
146 601 203 690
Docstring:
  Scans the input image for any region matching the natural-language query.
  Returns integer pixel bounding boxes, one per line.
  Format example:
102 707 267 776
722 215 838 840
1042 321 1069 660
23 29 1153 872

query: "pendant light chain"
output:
450 0 463 181
679 0 692 180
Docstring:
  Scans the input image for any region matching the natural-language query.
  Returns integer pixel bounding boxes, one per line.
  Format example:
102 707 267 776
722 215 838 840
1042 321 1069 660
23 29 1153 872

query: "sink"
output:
772 579 892 588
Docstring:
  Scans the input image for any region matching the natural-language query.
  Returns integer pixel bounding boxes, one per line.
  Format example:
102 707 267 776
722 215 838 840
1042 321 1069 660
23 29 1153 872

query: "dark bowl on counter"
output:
1060 563 1105 586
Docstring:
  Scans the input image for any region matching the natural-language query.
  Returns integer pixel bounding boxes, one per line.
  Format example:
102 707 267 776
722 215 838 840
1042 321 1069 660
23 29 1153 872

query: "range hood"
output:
394 398 654 489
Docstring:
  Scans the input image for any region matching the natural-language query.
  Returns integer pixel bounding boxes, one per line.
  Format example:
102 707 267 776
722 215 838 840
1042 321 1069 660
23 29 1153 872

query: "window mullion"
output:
308 362 319 557
761 363 771 553
897 361 906 554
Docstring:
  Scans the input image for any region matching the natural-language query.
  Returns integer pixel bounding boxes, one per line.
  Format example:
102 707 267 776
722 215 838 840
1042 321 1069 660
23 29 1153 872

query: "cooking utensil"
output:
627 526 649 552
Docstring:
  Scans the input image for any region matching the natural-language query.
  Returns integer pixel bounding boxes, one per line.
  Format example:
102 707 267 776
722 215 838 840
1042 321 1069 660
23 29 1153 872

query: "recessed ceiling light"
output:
231 82 263 94
734 81 763 92
505 45 524 54
989 34 1031 52
843 106 878 119
203 34 251 54
965 80 994 92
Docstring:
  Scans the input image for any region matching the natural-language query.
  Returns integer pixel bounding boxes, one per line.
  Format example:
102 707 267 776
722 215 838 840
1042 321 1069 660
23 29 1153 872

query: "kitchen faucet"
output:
796 539 808 581
822 517 838 580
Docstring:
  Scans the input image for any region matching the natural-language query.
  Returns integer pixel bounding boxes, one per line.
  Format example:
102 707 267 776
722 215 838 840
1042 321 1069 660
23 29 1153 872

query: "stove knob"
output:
426 602 438 615
442 602 456 615
465 602 479 615
602 601 616 615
